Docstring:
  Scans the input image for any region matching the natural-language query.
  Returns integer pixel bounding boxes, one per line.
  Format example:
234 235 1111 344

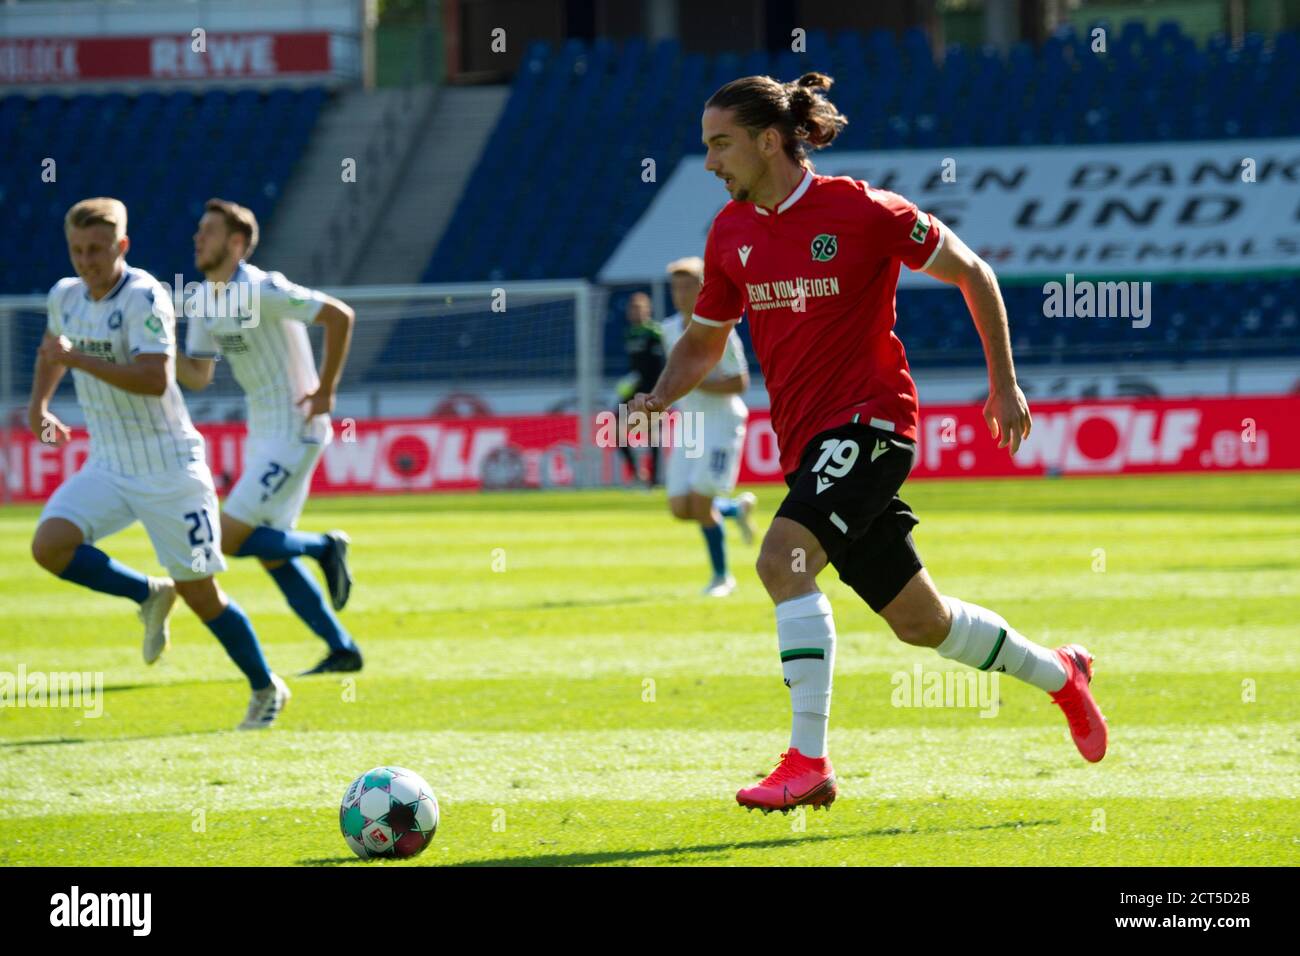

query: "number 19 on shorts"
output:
812 438 860 478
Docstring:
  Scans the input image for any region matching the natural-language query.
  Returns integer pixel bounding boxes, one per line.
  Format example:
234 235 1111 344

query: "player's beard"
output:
197 251 226 275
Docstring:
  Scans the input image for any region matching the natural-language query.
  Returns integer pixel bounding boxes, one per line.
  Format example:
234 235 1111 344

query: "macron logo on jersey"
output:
738 245 753 267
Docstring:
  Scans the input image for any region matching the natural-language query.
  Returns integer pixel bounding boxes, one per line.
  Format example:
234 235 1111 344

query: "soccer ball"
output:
339 766 439 859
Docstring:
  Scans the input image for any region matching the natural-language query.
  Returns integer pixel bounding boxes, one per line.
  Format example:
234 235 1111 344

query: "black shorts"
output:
774 422 924 612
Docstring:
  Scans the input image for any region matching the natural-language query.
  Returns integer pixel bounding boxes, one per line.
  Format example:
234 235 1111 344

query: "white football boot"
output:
734 492 757 546
703 574 737 597
238 673 291 730
139 577 177 665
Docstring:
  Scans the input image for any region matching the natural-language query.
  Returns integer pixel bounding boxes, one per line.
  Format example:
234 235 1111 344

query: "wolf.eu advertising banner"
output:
599 140 1300 285
3 397 1297 501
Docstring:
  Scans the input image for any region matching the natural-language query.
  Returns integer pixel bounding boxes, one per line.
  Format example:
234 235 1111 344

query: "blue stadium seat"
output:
408 28 1300 370
0 87 327 296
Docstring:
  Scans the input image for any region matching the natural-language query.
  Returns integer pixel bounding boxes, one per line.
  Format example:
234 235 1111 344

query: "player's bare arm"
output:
630 318 732 414
28 331 72 444
923 223 1032 455
298 297 355 417
695 367 748 395
175 354 215 391
38 334 169 397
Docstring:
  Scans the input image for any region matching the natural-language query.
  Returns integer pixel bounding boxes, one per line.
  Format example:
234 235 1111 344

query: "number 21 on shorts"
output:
185 509 215 573
260 462 292 502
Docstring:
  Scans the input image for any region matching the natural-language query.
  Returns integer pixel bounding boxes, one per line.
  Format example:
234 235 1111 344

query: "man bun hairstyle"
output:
706 71 848 167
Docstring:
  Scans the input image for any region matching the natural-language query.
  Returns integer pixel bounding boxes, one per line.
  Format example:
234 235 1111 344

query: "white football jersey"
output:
660 312 748 420
47 266 205 476
184 261 330 442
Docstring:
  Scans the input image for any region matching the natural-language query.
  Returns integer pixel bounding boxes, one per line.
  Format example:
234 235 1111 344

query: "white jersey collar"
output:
206 260 248 288
85 266 131 302
754 168 813 217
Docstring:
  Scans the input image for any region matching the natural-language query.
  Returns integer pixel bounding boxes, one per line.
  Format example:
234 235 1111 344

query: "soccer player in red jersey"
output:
630 73 1107 814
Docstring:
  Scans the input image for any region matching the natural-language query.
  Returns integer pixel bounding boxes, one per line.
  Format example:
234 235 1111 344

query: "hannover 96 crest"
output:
810 233 837 261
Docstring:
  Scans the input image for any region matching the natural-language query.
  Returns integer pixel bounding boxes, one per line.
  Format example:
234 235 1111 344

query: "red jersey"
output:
693 169 943 476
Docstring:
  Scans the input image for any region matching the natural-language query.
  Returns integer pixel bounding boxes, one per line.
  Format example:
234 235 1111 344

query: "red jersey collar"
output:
753 167 813 217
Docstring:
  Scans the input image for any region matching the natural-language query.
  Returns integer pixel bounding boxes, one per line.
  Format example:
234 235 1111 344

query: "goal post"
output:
0 278 609 501
312 280 607 491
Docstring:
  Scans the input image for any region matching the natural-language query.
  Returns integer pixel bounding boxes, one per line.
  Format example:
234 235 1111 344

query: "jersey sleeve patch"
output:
919 217 946 271
909 211 932 245
865 187 943 272
262 271 327 324
125 285 174 355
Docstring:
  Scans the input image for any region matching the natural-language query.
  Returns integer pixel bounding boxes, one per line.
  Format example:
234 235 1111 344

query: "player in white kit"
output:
660 257 756 596
29 198 289 729
175 199 362 675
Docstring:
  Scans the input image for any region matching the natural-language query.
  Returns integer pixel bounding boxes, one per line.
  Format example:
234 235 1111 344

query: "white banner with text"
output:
600 139 1300 286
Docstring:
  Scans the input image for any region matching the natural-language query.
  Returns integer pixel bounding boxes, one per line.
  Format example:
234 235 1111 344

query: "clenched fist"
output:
627 392 665 417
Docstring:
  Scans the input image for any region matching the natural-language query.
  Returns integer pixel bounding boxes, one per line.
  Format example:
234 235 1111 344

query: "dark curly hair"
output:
705 72 848 167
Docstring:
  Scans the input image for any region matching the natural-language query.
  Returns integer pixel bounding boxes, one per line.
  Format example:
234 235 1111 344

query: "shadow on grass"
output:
434 817 1062 867
95 681 230 694
1165 562 1297 572
298 856 362 866
0 729 224 748
440 594 678 615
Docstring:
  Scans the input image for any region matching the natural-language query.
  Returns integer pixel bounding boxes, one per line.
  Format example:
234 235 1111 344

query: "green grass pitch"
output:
1 472 1296 866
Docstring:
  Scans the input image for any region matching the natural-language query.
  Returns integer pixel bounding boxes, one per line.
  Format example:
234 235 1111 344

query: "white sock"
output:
936 596 1067 692
776 591 837 758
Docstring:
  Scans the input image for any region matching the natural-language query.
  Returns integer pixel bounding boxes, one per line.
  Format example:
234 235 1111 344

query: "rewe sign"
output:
0 33 335 84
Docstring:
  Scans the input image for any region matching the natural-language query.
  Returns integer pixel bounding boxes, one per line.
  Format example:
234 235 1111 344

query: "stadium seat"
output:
2 25 1265 380
416 24 1300 371
0 87 327 296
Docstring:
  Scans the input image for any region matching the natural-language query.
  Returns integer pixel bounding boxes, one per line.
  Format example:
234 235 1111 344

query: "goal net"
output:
0 279 616 501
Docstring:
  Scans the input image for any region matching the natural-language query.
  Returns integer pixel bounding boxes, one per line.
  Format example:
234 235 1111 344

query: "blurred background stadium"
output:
1 0 1297 499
